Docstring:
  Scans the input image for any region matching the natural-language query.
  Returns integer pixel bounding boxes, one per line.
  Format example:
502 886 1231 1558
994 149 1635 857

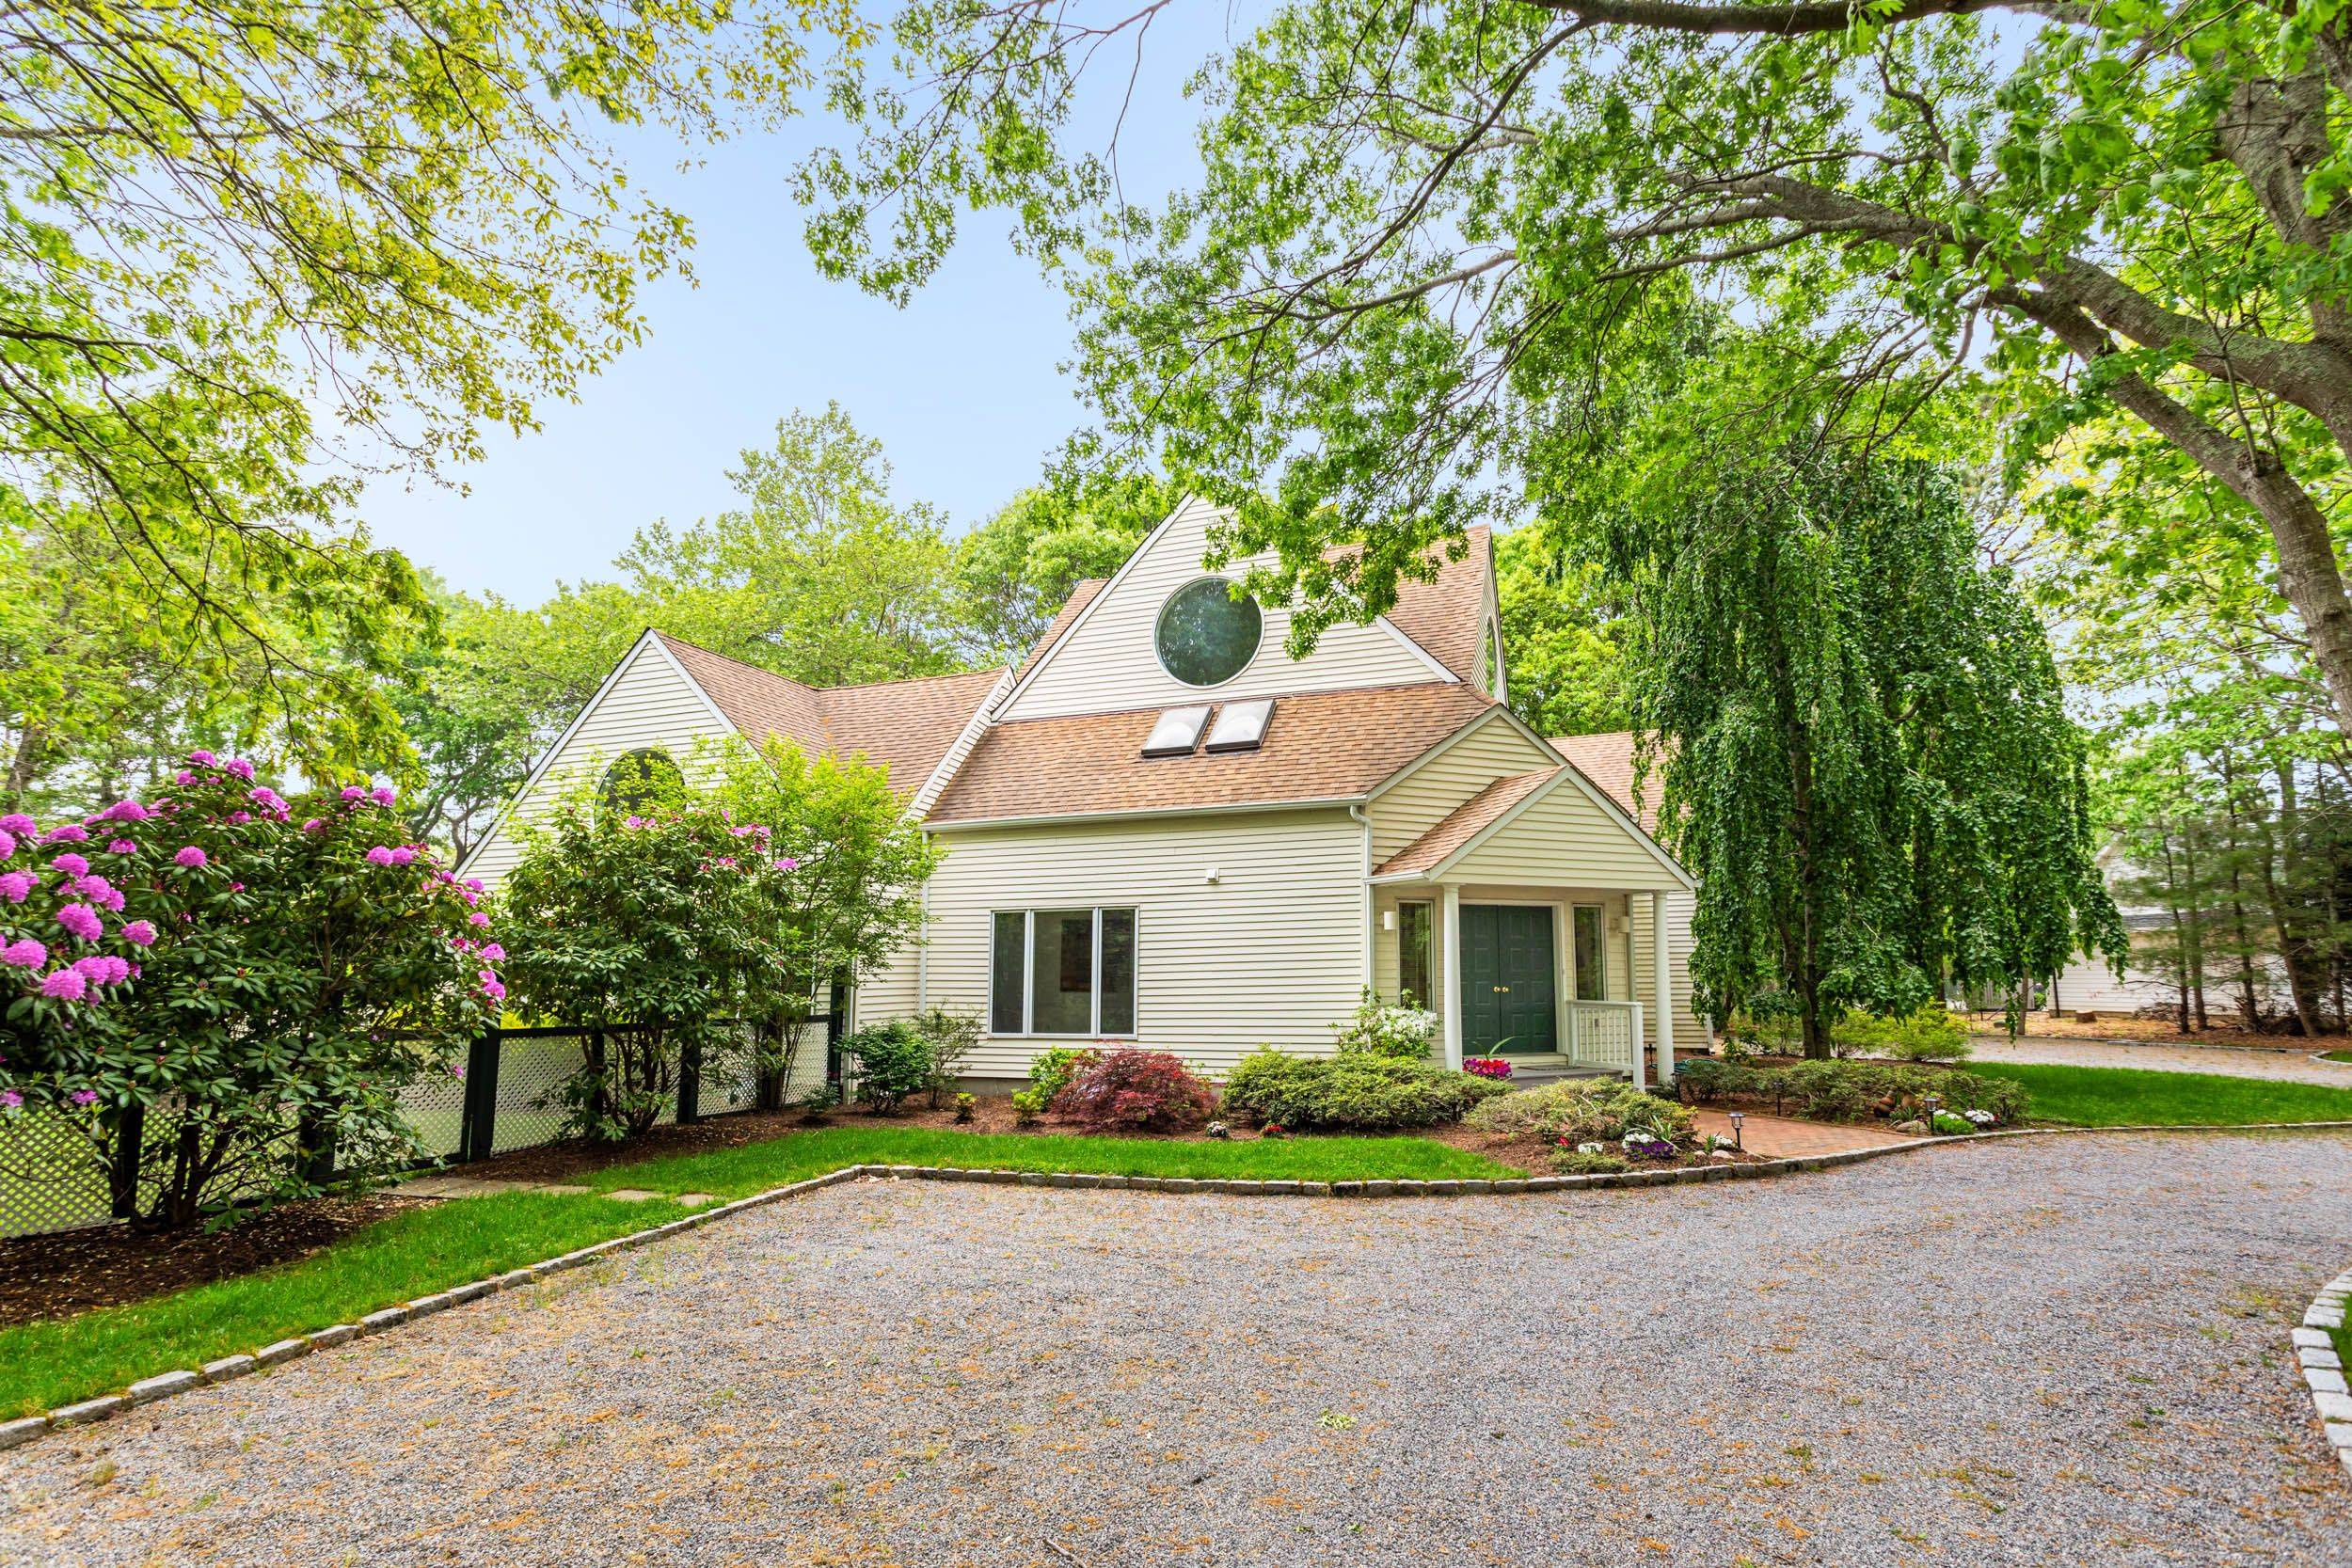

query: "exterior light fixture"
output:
1203 865 1221 884
1728 1110 1744 1151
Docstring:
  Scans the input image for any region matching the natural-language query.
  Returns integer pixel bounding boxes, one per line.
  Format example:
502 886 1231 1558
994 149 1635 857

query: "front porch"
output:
1372 882 1686 1090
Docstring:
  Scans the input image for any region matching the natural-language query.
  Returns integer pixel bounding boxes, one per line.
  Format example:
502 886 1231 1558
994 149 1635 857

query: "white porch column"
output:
1439 883 1463 1070
1651 890 1674 1086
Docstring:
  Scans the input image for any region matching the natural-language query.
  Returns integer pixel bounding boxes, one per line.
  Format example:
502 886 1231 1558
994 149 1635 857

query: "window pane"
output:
991 912 1026 1034
1397 901 1433 1007
1154 578 1263 687
1099 910 1136 1035
1030 910 1096 1034
1573 906 1607 1000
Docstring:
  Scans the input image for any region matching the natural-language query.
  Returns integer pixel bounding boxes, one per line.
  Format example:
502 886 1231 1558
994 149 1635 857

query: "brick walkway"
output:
1692 1107 1915 1157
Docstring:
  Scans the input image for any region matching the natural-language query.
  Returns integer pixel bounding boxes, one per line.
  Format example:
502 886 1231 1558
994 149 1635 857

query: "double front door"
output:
1459 903 1558 1055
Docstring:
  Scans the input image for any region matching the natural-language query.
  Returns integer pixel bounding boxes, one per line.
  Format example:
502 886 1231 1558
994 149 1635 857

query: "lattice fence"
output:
0 1009 840 1241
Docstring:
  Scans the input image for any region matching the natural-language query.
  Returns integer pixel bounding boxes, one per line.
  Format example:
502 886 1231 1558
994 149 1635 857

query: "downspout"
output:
1349 804 1374 996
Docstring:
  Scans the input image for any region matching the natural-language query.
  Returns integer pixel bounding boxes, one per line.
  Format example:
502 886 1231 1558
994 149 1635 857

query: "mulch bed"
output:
448 1106 816 1186
0 1192 429 1328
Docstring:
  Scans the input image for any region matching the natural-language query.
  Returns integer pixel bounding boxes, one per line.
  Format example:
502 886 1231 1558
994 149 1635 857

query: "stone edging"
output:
2295 1267 2352 1485
5 1118 2351 1458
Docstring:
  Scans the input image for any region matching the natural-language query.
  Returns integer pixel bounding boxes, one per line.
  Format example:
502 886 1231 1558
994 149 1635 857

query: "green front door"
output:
1459 904 1559 1055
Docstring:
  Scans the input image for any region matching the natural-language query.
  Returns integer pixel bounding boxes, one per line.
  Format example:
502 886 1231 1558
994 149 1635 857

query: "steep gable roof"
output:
927 682 1496 827
1379 526 1492 685
1374 767 1556 878
1015 578 1104 683
1546 732 1655 833
653 633 1004 795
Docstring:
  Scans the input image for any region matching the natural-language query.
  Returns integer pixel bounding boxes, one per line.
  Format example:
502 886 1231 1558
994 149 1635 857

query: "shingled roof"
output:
654 634 1004 797
1546 732 1655 833
926 682 1497 826
1378 526 1492 685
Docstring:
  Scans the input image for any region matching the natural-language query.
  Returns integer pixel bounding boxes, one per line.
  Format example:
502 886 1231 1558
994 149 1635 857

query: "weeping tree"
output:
1613 443 2123 1054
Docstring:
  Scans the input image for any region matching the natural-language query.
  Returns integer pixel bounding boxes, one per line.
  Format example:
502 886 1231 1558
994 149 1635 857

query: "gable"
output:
1365 708 1561 862
999 497 1451 721
462 634 734 886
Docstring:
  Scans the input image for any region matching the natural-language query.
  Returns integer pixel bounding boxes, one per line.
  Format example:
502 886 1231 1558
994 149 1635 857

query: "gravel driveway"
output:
1973 1034 2352 1086
5 1132 2350 1567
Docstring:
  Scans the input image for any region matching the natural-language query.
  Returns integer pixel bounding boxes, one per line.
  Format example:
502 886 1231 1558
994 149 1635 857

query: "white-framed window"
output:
989 908 1138 1037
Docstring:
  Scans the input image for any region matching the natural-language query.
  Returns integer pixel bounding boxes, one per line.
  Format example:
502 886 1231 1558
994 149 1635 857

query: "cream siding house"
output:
466 499 1706 1088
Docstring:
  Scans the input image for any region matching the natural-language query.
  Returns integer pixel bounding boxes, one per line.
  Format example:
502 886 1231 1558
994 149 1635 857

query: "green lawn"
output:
1972 1062 2352 1127
0 1126 1517 1420
2319 1049 2352 1065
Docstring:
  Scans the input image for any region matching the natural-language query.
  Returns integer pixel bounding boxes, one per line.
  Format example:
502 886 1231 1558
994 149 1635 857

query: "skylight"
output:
1141 705 1212 758
1204 698 1275 753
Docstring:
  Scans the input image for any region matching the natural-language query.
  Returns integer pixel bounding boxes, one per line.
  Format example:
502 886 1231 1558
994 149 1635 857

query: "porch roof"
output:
1374 768 1555 878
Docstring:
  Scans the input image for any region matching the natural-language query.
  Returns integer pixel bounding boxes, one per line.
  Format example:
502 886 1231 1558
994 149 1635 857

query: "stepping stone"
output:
676 1193 718 1208
606 1188 660 1202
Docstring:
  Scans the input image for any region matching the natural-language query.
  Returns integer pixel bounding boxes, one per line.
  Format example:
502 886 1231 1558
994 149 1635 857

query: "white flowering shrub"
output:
1336 990 1439 1058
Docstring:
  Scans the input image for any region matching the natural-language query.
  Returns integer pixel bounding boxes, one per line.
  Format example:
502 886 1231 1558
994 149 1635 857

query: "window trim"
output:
988 906 1140 1038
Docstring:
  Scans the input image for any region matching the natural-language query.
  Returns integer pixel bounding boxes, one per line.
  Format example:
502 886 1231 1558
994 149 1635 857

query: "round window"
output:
1153 577 1263 688
597 747 683 816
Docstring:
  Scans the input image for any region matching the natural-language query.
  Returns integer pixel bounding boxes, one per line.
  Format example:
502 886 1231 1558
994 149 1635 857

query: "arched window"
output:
1153 577 1263 688
597 748 683 817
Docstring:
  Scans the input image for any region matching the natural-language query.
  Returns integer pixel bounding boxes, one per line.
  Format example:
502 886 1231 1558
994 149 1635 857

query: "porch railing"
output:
1563 1000 1644 1073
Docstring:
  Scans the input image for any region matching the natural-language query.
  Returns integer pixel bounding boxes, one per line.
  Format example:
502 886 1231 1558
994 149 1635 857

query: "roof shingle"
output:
1545 732 1655 833
926 682 1496 826
654 634 1004 796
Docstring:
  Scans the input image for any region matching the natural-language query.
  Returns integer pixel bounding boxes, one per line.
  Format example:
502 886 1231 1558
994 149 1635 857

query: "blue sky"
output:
361 18 1232 606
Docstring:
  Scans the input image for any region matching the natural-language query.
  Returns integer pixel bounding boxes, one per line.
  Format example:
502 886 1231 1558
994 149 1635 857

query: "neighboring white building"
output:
466 498 1700 1086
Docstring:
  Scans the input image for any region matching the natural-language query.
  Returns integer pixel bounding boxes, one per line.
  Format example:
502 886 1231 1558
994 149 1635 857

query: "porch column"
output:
1439 883 1463 1070
1651 890 1674 1086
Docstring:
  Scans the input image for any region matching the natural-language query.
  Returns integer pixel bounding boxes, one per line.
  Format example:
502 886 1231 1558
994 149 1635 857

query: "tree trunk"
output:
2270 756 2327 1033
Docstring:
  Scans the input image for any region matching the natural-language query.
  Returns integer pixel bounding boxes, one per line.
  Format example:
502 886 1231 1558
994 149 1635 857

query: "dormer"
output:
999 497 1495 723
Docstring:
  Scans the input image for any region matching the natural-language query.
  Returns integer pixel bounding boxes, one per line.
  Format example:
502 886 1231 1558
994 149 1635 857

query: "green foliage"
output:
843 1020 932 1114
1675 1059 2029 1128
1026 1045 1103 1105
950 472 1173 663
498 786 791 1140
1550 1148 1631 1177
1334 990 1440 1058
914 1008 985 1109
1495 529 1630 737
1009 1088 1048 1125
0 0 857 765
1466 1082 1696 1148
1833 1006 1974 1064
1603 440 2121 1053
0 756 497 1227
1218 1048 1508 1131
1930 1110 1978 1136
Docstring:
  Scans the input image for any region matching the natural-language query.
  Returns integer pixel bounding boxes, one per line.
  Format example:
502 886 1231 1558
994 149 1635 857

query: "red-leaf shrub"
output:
1050 1048 1216 1132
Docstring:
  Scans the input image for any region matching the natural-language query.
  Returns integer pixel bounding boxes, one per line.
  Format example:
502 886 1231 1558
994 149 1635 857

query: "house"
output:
463 498 1703 1090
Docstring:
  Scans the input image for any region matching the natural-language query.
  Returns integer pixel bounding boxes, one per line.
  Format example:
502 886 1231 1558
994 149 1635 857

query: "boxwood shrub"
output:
1465 1080 1697 1146
1220 1048 1508 1131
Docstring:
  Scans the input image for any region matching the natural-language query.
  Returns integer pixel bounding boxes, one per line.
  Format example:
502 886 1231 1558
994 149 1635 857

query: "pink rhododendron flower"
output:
622 815 645 830
224 758 254 781
372 785 395 806
469 911 491 928
72 955 129 986
479 974 505 1002
249 786 288 814
102 800 149 822
105 839 135 855
1 940 45 968
70 1088 98 1105
122 920 156 946
39 969 87 1000
225 811 251 826
478 942 505 962
174 769 195 784
0 1089 19 1110
40 825 87 845
389 846 417 865
0 814 30 837
772 857 801 872
0 831 14 861
56 903 102 942
302 818 325 832
228 881 244 893
50 852 88 878
339 785 365 801
172 846 207 868
0 871 32 904
464 878 484 894
364 846 395 866
189 750 217 766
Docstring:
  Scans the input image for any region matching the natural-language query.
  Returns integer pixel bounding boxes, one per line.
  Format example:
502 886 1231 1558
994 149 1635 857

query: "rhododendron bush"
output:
0 756 500 1227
